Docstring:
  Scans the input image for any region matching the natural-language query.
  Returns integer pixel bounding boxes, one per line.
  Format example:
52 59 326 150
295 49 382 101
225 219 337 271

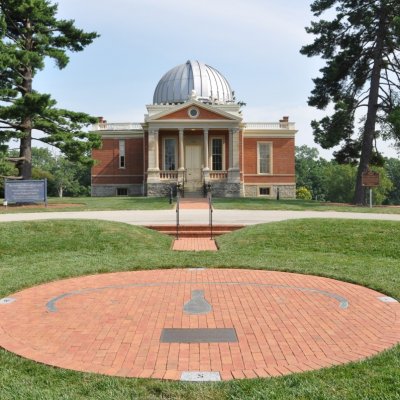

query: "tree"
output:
295 145 329 199
0 149 16 196
0 0 101 179
301 0 400 204
384 157 400 204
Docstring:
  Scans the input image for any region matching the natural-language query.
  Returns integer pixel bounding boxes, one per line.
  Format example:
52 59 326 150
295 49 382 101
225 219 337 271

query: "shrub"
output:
296 186 312 200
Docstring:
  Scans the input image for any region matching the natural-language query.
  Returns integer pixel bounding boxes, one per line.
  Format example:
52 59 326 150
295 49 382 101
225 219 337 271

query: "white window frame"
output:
257 142 272 174
119 139 126 169
163 137 178 170
209 136 226 171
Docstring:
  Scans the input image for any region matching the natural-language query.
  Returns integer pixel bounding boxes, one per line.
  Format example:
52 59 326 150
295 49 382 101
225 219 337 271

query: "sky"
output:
32 0 399 160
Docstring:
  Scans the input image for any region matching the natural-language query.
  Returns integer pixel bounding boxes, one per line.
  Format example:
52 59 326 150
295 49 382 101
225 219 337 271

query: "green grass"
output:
2 196 400 214
0 196 173 213
213 197 400 213
0 219 399 399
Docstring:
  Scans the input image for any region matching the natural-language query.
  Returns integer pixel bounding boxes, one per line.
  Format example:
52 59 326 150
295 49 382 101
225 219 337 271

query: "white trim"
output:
97 132 144 139
243 174 295 177
147 99 242 122
188 107 200 119
243 132 296 138
92 175 144 177
119 139 126 169
257 142 272 175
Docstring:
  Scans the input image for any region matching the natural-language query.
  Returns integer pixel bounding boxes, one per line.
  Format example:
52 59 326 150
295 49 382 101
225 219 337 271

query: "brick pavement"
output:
178 198 210 209
173 197 217 251
0 269 399 381
172 238 218 251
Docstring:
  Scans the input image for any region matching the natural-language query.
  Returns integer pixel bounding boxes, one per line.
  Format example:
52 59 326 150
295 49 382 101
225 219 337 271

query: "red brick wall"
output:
92 138 144 184
243 137 295 183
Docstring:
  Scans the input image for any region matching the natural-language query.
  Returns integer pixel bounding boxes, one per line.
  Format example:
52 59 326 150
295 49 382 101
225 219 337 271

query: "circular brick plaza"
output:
0 269 399 381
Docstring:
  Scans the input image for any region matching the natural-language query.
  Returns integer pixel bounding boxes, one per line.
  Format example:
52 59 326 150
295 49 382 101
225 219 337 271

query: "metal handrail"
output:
208 192 213 240
176 191 180 239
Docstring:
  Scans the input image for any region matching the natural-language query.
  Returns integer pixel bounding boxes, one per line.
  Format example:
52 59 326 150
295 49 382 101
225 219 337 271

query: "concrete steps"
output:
182 191 204 198
147 224 244 238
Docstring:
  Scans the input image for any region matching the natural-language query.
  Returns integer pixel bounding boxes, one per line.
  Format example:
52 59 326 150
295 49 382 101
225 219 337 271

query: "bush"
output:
296 186 312 200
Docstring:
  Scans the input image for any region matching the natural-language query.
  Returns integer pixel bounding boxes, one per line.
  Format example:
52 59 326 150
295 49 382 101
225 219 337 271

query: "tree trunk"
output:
17 133 32 179
17 20 33 180
354 8 387 205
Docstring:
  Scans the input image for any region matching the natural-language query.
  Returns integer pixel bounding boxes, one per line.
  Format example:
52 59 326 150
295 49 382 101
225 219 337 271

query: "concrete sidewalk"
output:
1 208 400 225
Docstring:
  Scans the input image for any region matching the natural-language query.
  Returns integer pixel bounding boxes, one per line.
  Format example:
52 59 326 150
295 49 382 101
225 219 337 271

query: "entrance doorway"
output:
185 143 202 191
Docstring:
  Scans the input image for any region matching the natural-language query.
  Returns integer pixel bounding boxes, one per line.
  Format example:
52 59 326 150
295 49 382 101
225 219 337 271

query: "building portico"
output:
91 60 297 198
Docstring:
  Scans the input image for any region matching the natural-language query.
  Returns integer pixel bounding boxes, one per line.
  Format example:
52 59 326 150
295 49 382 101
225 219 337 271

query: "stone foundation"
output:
91 184 143 197
244 184 295 199
146 183 176 197
210 182 241 198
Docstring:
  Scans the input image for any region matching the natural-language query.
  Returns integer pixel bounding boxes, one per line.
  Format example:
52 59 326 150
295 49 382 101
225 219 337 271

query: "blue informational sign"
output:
4 179 48 205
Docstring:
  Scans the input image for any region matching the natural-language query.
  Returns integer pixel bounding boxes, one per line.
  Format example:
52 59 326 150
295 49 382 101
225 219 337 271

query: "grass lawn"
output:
0 219 399 399
0 196 173 213
1 196 400 214
213 197 400 214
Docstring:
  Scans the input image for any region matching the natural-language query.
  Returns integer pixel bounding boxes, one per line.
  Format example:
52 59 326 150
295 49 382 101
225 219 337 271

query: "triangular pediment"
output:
148 100 241 122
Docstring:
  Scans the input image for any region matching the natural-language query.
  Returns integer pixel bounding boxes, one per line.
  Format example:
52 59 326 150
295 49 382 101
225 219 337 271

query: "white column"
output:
178 128 185 170
228 127 240 183
228 129 234 169
148 129 157 169
203 128 209 170
147 128 160 183
154 129 159 170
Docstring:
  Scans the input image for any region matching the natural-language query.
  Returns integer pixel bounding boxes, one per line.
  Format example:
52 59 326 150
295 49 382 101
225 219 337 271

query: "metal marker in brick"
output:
184 289 212 315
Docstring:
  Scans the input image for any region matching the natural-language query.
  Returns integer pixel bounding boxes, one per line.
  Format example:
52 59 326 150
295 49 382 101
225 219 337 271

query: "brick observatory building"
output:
91 60 297 197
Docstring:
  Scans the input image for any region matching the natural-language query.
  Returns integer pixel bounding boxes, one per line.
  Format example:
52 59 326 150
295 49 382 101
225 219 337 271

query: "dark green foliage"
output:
301 0 400 204
295 145 395 204
295 145 329 200
384 157 400 204
0 0 100 179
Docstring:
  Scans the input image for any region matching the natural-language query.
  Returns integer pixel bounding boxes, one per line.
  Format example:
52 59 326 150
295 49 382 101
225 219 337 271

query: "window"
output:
258 142 272 174
116 188 128 196
119 139 125 168
164 138 177 170
188 107 200 118
211 138 223 170
259 187 270 196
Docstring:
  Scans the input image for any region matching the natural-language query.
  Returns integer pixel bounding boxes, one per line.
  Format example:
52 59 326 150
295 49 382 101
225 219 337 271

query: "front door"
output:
185 144 202 190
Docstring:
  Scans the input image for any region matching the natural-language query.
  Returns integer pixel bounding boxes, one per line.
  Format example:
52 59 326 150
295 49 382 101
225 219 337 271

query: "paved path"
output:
1 269 398 381
172 238 218 252
1 209 400 225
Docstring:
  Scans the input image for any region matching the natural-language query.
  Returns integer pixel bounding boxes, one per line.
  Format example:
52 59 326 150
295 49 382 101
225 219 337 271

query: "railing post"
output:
176 191 180 240
208 191 213 240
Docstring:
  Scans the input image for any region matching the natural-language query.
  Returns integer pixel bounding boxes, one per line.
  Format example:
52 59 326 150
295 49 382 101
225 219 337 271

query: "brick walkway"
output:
178 198 210 209
173 197 216 251
172 238 218 251
0 269 399 381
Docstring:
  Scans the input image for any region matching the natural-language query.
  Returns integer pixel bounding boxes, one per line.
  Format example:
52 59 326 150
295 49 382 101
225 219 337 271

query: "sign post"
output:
361 169 380 208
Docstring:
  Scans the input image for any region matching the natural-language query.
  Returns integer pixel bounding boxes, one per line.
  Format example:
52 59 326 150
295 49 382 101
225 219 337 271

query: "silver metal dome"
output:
153 60 234 104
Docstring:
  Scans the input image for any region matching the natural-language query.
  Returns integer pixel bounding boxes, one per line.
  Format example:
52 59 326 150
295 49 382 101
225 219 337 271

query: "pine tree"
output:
0 0 100 179
301 0 400 204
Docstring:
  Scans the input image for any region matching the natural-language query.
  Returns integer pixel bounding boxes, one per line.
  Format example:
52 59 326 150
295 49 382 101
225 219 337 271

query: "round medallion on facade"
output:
188 107 200 119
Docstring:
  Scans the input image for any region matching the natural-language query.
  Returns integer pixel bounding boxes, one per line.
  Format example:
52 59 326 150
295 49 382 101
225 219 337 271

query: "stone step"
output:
147 224 244 237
